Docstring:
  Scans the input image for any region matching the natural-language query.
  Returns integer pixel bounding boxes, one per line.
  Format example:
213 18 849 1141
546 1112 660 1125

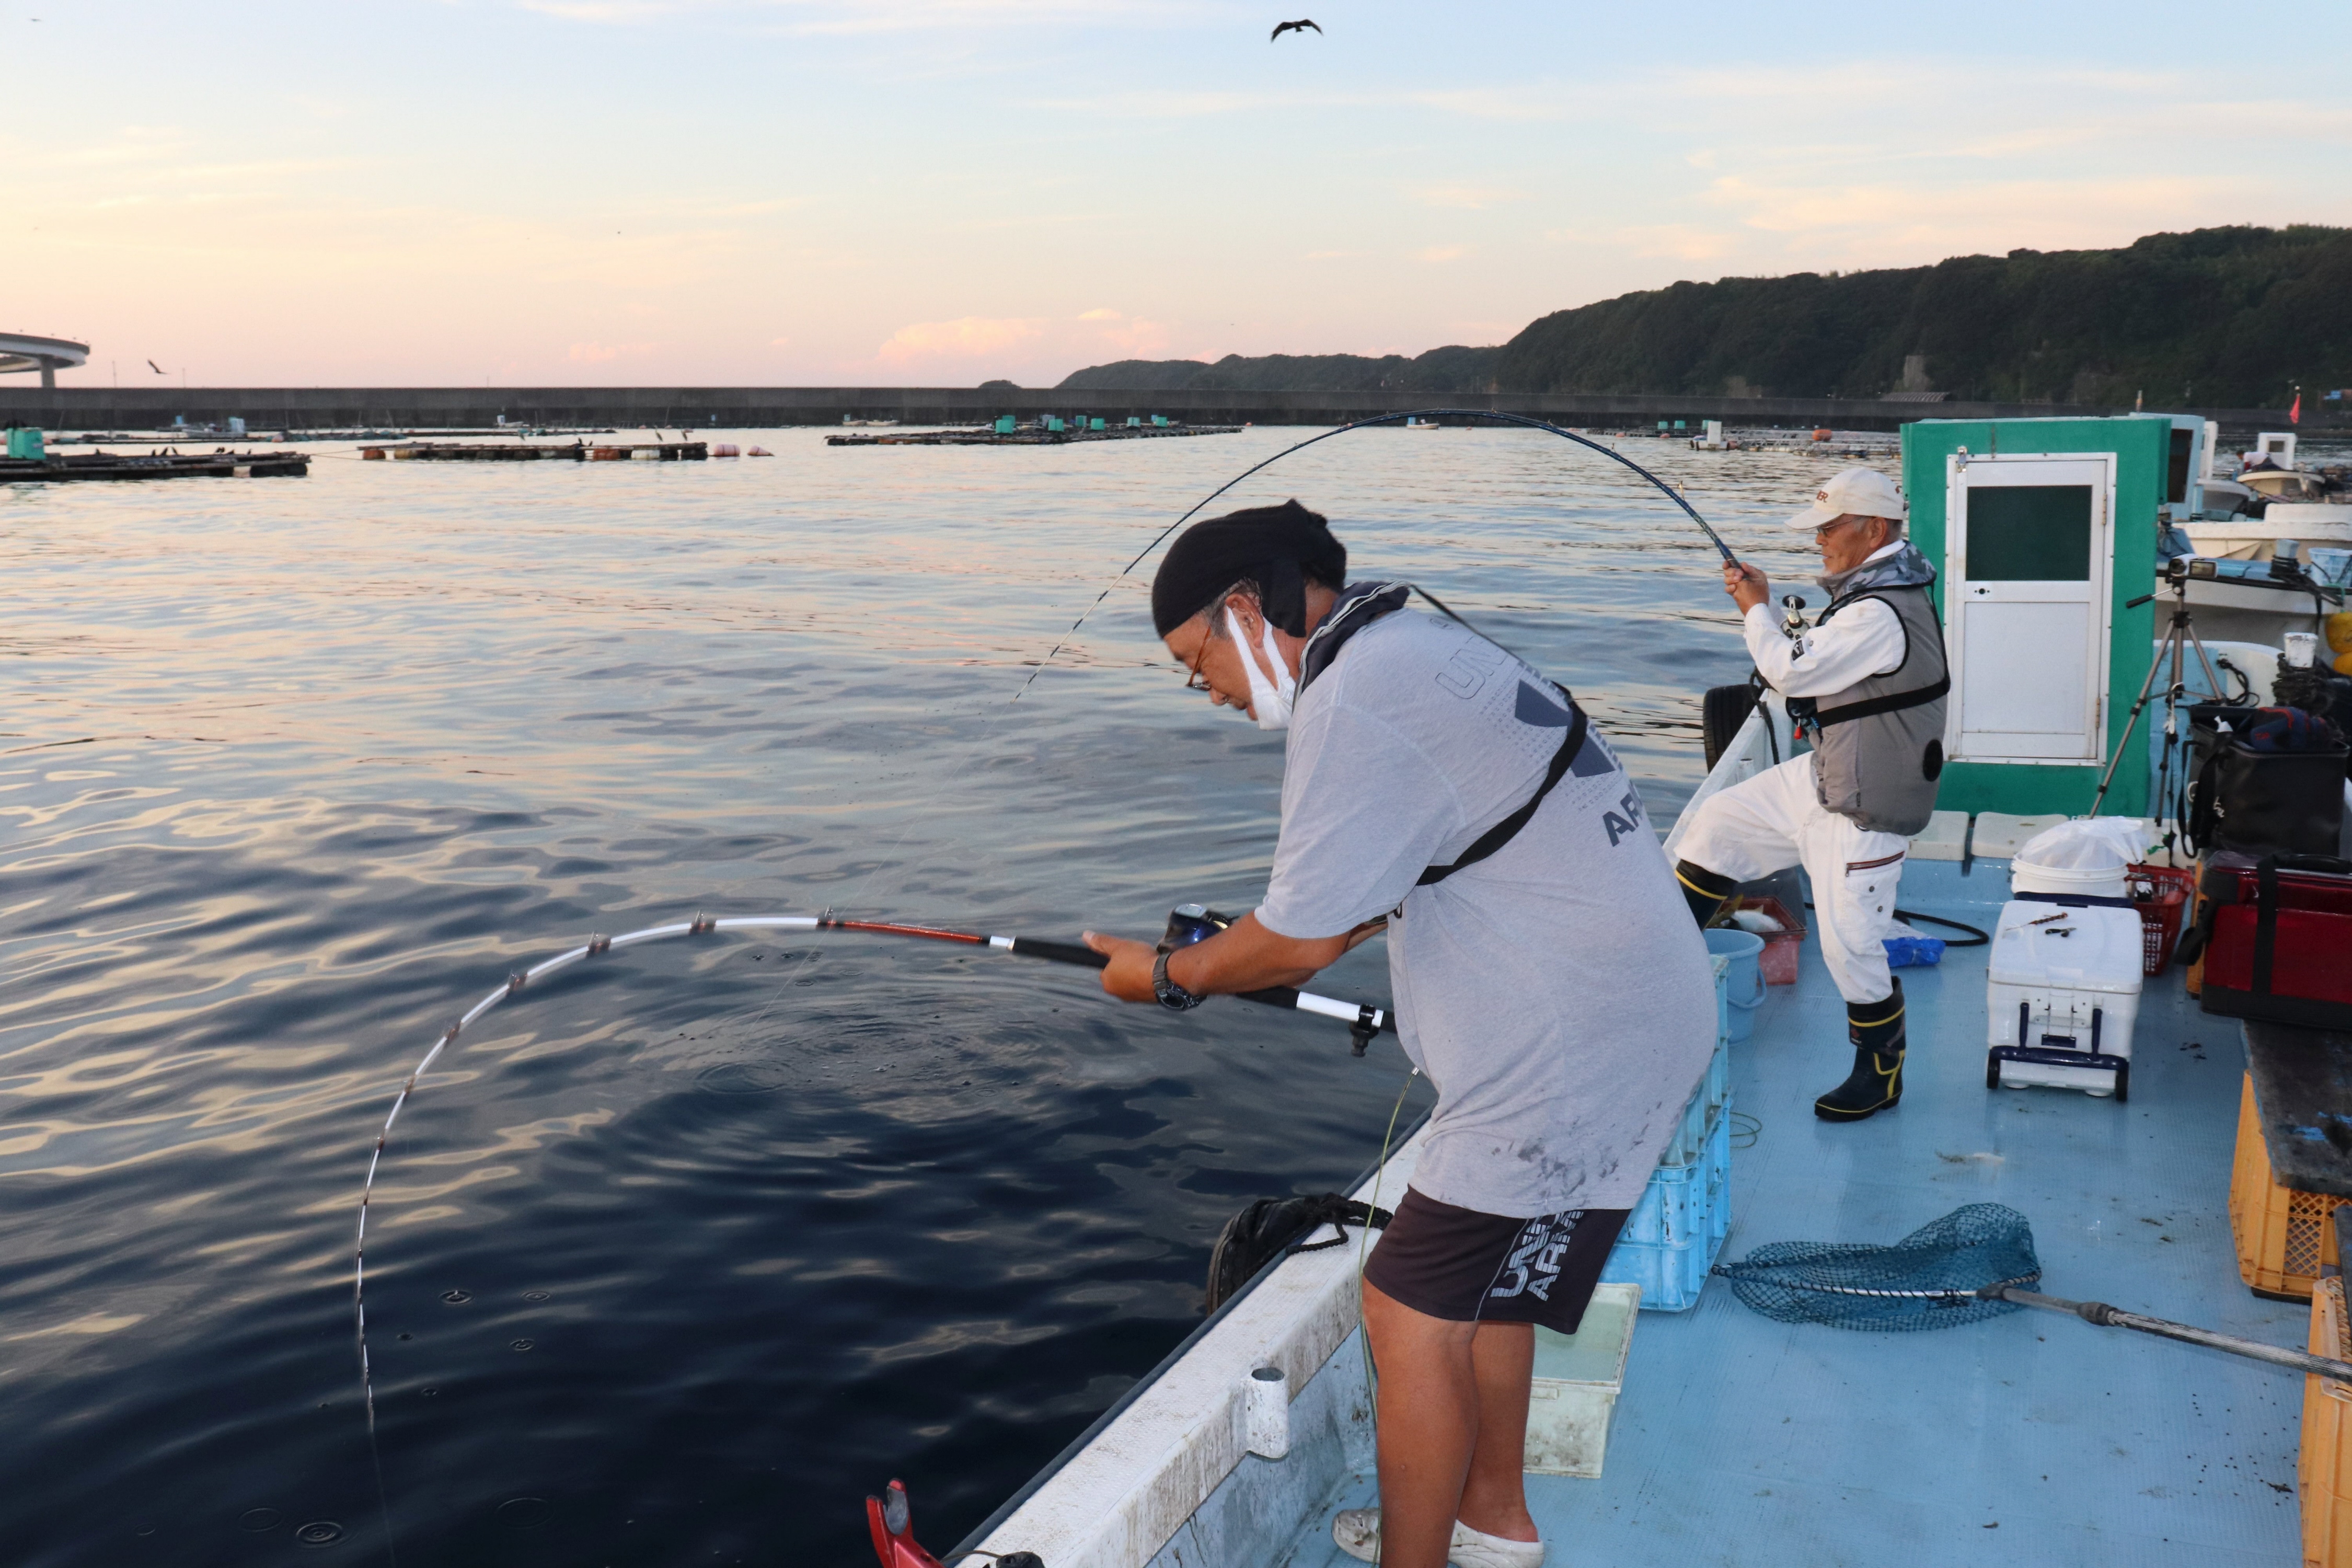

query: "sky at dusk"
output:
6 0 2347 388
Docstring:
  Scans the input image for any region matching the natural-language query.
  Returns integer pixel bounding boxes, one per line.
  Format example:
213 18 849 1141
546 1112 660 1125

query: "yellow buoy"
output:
2327 610 2352 655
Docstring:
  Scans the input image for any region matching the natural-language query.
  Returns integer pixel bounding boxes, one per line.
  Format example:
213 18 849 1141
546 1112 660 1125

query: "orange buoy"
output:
1812 428 1834 442
746 445 774 457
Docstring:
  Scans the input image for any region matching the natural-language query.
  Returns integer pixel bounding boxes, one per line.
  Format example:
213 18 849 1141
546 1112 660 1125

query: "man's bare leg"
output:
1363 1281 1540 1567
1457 1320 1538 1542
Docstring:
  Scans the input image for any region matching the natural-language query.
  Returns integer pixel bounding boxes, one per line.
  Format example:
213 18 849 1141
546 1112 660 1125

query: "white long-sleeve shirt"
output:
1740 543 1911 699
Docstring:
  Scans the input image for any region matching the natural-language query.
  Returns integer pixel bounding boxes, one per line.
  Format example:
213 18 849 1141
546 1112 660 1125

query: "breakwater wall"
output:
0 385 2318 434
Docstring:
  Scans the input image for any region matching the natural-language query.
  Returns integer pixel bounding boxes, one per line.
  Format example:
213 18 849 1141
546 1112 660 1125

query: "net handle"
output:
1708 1267 2042 1301
1998 1287 2352 1381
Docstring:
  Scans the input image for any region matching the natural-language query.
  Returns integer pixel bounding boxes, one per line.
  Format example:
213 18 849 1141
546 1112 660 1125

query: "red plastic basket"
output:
2129 862 2197 976
1731 895 1806 986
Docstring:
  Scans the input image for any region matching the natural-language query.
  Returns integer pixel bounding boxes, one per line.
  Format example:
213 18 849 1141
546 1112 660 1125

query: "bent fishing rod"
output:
351 907 1394 1426
1019 406 1738 697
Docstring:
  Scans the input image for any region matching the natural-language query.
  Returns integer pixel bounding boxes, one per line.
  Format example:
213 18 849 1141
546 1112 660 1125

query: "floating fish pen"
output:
368 441 708 462
58 427 621 445
0 449 310 481
828 420 1241 447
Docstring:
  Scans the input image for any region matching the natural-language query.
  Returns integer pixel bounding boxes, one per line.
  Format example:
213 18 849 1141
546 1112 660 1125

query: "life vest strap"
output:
1802 673 1951 730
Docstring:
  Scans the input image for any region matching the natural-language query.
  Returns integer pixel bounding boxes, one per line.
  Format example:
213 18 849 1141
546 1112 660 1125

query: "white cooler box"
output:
1985 900 2145 1101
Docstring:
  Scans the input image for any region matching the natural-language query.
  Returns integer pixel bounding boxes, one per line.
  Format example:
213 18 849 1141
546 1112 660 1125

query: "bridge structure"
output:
0 332 88 390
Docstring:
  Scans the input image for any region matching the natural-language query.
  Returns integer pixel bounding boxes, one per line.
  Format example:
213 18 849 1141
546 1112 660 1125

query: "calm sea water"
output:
0 426 1882 1566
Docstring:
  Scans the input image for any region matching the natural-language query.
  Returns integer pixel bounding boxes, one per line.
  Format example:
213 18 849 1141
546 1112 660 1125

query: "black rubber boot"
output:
1674 860 1740 930
1815 979 1906 1122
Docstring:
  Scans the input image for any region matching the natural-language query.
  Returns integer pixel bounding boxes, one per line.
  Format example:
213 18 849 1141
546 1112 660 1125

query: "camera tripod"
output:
2088 558 2226 825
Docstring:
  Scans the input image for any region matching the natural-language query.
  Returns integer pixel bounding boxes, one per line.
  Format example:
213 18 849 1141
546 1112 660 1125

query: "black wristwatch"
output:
1152 950 1206 1011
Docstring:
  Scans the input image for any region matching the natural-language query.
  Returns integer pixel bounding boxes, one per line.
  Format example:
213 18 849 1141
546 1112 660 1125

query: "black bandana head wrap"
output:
1148 500 1348 638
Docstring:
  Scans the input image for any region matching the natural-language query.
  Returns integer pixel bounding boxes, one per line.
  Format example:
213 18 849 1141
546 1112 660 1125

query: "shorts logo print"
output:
1489 1210 1583 1302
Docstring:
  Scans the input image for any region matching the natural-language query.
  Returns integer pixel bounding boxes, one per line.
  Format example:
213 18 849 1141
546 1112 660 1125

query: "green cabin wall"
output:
1900 417 2166 820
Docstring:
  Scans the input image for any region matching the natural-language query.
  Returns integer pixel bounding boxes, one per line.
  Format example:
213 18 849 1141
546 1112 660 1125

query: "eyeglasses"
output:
1182 639 1213 694
1813 516 1859 540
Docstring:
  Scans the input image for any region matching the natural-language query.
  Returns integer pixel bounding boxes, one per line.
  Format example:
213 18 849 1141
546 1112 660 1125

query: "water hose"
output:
1798 898 1990 947
1020 407 1737 697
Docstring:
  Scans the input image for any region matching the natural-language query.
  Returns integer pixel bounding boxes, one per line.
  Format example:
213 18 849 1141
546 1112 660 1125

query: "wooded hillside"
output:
1496 226 2347 407
1057 227 2348 409
1055 344 1498 394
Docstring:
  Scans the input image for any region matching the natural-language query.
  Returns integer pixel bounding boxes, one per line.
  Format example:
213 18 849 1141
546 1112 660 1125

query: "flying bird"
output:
1270 18 1320 40
146 360 167 375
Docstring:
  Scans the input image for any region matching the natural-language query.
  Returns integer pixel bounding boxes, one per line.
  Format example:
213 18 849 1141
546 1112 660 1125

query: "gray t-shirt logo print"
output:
1435 641 1505 700
1516 681 1618 781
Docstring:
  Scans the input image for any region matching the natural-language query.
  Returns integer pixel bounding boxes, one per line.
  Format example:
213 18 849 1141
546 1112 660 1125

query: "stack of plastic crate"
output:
2231 1074 2347 1301
2304 1229 2352 1567
1599 955 1733 1310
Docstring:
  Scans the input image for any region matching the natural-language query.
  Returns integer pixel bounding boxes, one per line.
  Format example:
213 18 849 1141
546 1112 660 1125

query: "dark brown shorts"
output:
1363 1186 1630 1336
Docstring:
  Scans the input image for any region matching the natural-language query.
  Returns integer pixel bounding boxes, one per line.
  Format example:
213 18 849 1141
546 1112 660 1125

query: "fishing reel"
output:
1159 903 1382 1057
1158 902 1233 954
1779 593 1810 638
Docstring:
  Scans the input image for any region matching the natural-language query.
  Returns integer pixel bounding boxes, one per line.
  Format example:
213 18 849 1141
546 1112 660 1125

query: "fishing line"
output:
1353 1066 1422 1419
1014 406 1739 700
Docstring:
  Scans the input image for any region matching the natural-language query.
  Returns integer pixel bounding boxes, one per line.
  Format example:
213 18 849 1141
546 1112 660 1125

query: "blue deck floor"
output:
1282 857 2310 1568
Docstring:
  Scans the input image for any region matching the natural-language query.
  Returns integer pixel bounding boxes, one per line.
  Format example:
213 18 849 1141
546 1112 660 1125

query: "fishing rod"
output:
1018 407 1739 698
351 907 1394 1460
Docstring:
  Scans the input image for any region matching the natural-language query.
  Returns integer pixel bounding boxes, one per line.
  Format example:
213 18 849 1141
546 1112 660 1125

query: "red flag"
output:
2291 389 2302 425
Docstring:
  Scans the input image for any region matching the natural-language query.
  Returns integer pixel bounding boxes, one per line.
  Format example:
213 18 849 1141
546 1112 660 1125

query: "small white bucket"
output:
2010 860 2128 900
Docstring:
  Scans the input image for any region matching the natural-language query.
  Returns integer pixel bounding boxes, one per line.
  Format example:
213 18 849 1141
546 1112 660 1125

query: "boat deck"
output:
1276 855 2306 1567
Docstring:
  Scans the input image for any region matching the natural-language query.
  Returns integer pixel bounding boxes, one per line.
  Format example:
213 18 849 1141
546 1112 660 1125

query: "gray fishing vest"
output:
1791 574 1950 836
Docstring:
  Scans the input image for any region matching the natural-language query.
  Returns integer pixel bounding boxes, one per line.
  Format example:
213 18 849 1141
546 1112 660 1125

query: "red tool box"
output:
2188 852 2352 1030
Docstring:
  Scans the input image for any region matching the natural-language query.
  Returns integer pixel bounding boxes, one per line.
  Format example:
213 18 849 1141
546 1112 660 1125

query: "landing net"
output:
1712 1203 2042 1331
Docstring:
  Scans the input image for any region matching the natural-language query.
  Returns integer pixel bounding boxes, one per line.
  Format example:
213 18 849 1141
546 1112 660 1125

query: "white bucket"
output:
2010 860 2128 900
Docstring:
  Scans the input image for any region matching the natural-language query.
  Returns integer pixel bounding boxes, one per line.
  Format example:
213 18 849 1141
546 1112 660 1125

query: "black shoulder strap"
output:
1806 586 1949 729
1419 687 1590 886
1809 673 1951 729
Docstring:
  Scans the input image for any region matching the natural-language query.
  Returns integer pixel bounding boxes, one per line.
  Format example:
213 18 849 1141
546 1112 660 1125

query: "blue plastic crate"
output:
1655 1028 1731 1170
1601 1106 1731 1311
1710 952 1731 1046
1598 1214 1713 1310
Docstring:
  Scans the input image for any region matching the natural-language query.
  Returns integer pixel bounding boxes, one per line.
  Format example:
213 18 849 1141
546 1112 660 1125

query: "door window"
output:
1964 486 2093 581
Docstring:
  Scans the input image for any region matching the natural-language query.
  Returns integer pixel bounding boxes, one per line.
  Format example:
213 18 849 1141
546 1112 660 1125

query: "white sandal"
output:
1330 1506 1547 1567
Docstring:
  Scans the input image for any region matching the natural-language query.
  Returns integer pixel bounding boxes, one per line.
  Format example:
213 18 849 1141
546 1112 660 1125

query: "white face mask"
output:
1225 607 1297 731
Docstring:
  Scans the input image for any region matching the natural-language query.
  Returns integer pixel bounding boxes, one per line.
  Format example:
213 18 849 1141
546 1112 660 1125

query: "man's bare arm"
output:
1082 910 1374 1004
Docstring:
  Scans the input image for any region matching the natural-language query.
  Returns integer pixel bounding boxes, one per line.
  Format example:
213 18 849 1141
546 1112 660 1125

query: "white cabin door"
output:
1944 454 2114 764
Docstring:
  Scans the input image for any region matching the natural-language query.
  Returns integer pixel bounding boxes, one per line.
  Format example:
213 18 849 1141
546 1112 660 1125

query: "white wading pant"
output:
1676 753 1906 1006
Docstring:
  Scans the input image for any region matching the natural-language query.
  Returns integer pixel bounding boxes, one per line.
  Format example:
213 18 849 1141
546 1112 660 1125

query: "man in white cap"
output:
1671 467 1950 1121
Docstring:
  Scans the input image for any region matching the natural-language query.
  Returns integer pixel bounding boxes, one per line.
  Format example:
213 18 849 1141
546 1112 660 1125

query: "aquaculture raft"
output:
375 441 708 462
0 449 310 481
826 424 1242 447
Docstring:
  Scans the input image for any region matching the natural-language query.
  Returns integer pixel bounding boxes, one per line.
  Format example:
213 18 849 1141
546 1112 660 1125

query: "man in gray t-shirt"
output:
1085 501 1716 1568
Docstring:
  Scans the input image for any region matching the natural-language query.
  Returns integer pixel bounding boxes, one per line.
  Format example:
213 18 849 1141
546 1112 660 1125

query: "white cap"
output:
1786 467 1906 529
